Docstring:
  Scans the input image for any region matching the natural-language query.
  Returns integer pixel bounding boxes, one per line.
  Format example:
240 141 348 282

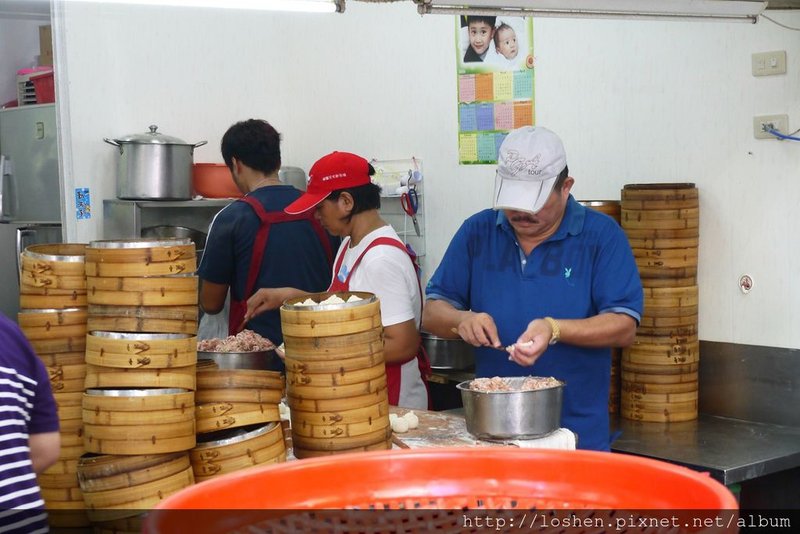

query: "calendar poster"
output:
456 16 534 165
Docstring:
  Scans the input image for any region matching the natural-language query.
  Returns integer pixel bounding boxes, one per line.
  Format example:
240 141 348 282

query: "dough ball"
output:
402 411 419 429
389 413 398 423
391 416 409 433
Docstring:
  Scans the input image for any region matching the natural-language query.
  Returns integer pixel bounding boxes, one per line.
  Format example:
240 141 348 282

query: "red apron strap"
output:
229 196 322 334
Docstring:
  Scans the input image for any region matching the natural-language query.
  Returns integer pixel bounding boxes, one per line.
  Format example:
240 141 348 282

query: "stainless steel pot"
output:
457 377 565 440
104 125 207 200
420 332 475 370
141 225 207 260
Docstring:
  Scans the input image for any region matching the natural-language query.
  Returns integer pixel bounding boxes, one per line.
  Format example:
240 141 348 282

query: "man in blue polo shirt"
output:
422 126 643 451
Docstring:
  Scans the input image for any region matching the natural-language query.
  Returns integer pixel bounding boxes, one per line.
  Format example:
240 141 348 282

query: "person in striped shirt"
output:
0 313 60 532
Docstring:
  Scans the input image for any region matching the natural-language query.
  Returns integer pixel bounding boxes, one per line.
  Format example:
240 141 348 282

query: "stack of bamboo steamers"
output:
78 238 199 529
620 184 699 422
17 244 90 528
280 291 392 458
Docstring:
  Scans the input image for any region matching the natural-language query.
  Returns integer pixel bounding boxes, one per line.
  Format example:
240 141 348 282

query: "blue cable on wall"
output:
766 128 800 142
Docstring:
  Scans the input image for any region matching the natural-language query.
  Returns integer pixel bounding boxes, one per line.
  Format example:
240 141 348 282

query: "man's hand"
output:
506 318 553 366
453 312 503 350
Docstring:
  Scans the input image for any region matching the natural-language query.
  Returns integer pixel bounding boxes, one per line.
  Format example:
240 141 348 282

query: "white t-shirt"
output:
333 225 427 409
333 225 421 329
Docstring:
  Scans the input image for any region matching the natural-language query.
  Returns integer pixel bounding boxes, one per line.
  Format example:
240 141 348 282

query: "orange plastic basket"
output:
144 448 737 533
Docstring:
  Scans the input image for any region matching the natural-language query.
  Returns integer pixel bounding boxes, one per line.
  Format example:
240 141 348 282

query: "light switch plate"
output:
752 51 787 76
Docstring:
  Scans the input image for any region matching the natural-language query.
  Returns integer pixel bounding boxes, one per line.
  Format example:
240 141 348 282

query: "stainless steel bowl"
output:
198 350 278 370
457 377 565 440
421 332 475 370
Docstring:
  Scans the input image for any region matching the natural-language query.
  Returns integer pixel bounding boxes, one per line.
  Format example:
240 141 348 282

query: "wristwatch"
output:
543 317 560 345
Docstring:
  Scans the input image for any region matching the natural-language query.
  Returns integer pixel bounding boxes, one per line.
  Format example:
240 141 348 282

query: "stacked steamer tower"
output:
280 291 392 458
620 184 700 423
17 244 90 529
77 237 199 531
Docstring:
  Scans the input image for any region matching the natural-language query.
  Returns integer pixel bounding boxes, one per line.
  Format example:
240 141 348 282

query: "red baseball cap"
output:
284 151 371 214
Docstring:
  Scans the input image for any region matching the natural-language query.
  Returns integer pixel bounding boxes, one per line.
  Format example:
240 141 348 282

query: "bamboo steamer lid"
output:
280 291 381 339
87 274 198 307
621 183 698 201
292 437 391 459
85 238 196 277
287 362 386 388
84 363 197 391
195 402 281 434
87 304 198 334
195 387 282 405
196 369 284 390
77 452 194 522
284 352 384 374
85 331 197 369
191 422 285 480
622 207 698 222
82 388 195 455
577 200 621 223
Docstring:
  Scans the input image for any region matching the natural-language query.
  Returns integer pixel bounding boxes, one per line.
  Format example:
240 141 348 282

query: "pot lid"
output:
112 124 191 145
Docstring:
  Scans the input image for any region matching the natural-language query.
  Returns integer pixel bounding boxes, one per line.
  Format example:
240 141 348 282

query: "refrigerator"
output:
0 103 63 319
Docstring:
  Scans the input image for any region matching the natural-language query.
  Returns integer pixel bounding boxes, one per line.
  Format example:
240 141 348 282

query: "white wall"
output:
56 1 800 349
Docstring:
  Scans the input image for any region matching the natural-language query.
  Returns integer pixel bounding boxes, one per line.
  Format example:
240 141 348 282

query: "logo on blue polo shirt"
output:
564 267 575 286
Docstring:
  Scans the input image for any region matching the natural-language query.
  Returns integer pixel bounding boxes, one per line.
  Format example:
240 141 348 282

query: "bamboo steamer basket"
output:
577 200 621 222
17 307 87 337
292 437 392 459
281 291 390 454
54 391 85 408
87 304 198 334
77 452 194 522
190 422 285 482
20 244 87 298
46 363 87 394
85 363 196 391
85 238 196 277
87 274 198 307
82 389 195 455
85 331 197 369
195 388 282 405
195 402 281 434
627 237 699 250
280 291 382 339
19 291 88 310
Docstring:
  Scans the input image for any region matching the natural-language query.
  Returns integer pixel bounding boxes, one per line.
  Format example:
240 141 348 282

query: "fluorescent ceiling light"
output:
413 0 768 22
67 0 343 13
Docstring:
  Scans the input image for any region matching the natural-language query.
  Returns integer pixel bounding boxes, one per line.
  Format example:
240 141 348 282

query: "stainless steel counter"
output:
611 413 800 486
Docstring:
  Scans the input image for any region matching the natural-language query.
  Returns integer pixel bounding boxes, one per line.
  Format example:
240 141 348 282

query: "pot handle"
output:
191 140 208 154
103 137 124 155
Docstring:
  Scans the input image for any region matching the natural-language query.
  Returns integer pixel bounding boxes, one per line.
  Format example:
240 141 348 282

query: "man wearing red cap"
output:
244 151 429 410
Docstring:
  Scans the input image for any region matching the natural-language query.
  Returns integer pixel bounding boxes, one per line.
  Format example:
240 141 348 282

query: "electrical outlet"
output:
752 51 787 77
753 114 789 139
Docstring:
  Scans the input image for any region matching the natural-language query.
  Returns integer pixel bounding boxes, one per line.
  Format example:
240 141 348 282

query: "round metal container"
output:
198 350 278 370
420 332 474 370
457 377 565 440
104 125 207 201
